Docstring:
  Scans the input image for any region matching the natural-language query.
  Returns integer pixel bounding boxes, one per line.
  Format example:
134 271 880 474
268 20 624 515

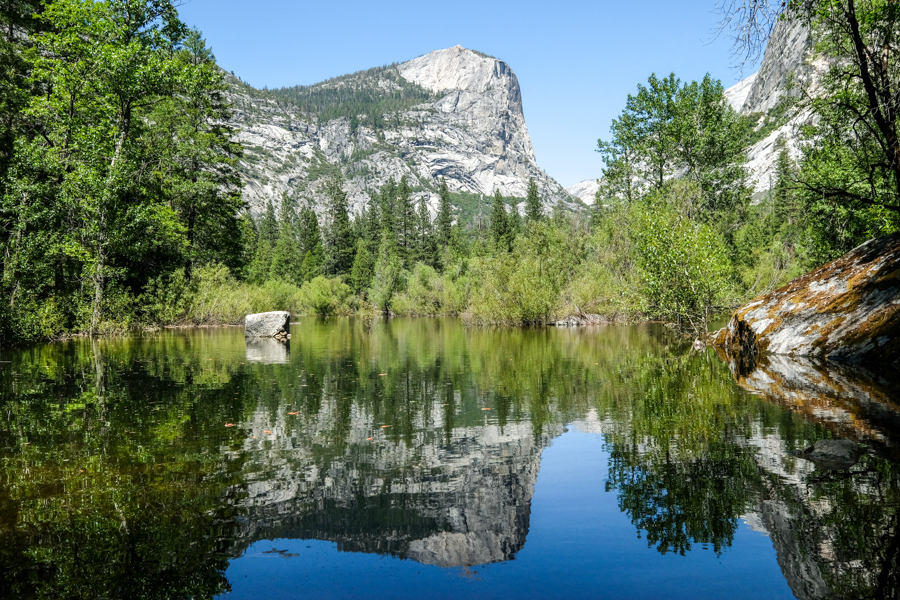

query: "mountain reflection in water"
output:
0 319 897 599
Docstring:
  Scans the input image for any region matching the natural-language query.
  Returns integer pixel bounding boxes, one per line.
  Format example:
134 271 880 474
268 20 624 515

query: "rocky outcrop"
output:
244 311 290 338
565 179 600 205
796 439 861 469
724 16 825 195
226 46 574 219
716 232 900 367
739 17 814 116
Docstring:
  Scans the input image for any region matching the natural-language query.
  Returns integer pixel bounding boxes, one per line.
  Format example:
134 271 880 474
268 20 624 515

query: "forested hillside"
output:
2 0 898 345
269 64 436 127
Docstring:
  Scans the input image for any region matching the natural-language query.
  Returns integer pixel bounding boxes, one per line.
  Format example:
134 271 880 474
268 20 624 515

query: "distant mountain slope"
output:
227 46 575 219
566 179 600 205
724 16 824 196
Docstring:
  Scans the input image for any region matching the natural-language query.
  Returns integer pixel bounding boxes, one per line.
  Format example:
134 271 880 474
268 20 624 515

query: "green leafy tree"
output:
0 0 244 340
349 238 375 294
0 0 47 200
370 231 403 312
378 177 397 239
720 2 900 261
248 200 278 283
153 29 245 279
597 73 750 218
631 181 732 334
415 196 438 267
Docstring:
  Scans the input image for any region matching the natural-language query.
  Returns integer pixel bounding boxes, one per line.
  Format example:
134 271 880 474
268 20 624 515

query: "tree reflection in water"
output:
0 319 897 599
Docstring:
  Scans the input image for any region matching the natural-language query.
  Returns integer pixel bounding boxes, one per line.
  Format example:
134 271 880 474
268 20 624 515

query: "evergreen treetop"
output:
525 178 543 222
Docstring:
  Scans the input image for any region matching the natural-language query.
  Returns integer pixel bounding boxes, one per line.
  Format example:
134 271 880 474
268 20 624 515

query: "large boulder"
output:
244 311 290 338
716 231 900 366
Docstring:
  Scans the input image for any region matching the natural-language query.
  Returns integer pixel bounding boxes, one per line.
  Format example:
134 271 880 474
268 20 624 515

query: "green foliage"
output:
392 262 469 316
395 176 416 267
525 178 543 222
468 219 588 325
436 177 454 256
350 238 375 294
630 182 732 334
299 275 354 316
0 0 244 343
790 0 900 240
597 72 751 219
369 231 403 312
415 196 438 267
270 195 304 285
731 139 808 295
490 189 513 252
299 205 325 282
323 176 355 277
268 65 435 128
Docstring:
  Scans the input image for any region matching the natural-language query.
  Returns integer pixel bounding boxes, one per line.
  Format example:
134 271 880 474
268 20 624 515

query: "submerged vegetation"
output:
2 1 899 345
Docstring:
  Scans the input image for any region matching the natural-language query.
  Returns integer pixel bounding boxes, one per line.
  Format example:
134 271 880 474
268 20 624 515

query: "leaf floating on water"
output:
381 425 390 428
264 430 272 434
224 423 235 428
367 437 373 441
482 408 491 411
379 373 387 376
288 412 299 415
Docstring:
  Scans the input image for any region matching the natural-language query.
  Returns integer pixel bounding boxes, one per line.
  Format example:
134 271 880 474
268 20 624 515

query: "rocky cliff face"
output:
227 46 573 218
725 16 825 195
565 179 600 205
735 18 815 117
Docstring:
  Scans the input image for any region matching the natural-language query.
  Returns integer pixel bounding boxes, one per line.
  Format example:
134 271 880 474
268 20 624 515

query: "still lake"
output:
1 318 898 599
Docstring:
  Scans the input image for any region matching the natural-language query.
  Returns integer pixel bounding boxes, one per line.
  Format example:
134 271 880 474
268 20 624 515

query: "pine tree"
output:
270 194 303 285
396 175 416 267
415 196 438 267
349 238 375 294
248 199 278 283
508 204 523 240
370 230 403 312
299 205 324 282
490 189 512 252
525 178 543 222
436 177 453 249
364 194 382 251
323 176 355 277
378 177 397 239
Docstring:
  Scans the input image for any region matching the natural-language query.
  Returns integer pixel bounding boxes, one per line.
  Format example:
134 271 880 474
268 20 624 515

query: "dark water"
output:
1 319 898 599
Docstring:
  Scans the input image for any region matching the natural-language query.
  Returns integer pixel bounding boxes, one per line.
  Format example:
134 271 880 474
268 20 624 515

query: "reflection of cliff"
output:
732 358 900 600
228 400 562 567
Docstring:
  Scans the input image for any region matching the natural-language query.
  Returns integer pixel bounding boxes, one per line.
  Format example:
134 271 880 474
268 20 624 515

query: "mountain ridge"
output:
227 46 577 220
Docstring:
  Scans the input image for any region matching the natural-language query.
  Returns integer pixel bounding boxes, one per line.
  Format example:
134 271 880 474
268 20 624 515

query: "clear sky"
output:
176 0 759 188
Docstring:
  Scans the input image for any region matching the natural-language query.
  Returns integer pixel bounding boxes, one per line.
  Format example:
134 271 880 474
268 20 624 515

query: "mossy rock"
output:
716 231 900 366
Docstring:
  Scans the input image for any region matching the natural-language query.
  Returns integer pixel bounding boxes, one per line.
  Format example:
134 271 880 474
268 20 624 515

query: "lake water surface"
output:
1 319 898 599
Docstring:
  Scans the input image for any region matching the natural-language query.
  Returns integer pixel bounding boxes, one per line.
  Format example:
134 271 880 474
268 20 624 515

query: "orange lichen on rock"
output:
715 231 900 367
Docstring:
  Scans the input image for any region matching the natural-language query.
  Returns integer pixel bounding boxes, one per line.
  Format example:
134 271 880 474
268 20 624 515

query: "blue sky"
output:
177 0 758 188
